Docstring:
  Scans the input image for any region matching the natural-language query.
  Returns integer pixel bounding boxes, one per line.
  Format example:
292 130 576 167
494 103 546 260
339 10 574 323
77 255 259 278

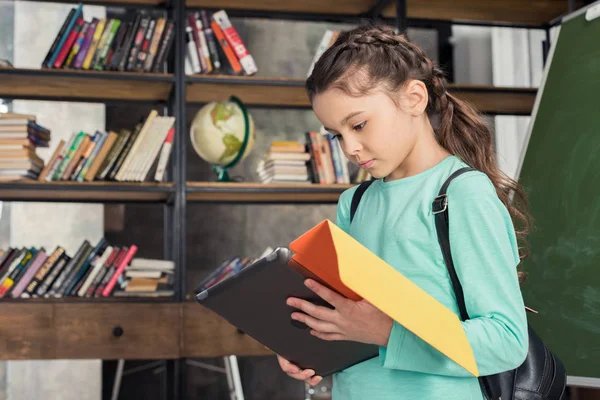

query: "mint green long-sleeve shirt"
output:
332 155 528 400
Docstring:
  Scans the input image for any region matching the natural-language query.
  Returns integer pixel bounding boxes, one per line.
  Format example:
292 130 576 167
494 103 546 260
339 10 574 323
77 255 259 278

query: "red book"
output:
101 245 137 296
54 18 84 69
212 10 256 75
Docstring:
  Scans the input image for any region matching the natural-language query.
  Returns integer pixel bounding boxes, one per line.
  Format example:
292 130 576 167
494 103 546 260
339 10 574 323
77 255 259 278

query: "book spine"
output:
63 238 108 296
195 12 212 73
134 17 156 71
73 18 98 69
53 18 84 69
102 245 138 296
185 24 201 74
104 22 128 70
77 246 114 297
200 10 221 71
82 18 106 70
97 129 131 180
154 127 174 181
47 3 83 68
210 20 242 74
94 247 127 296
188 13 207 73
117 14 142 72
77 131 107 181
21 247 65 298
42 8 76 68
0 248 36 297
152 21 174 73
144 17 166 72
108 20 132 71
35 254 69 297
10 250 48 298
94 19 121 70
64 21 89 69
212 10 257 75
126 16 150 71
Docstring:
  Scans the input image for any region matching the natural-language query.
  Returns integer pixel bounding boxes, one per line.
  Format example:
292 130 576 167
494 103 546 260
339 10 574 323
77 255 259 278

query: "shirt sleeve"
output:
379 172 529 377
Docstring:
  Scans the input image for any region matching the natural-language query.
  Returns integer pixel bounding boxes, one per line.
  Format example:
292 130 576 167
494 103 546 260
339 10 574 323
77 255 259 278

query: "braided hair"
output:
306 24 532 265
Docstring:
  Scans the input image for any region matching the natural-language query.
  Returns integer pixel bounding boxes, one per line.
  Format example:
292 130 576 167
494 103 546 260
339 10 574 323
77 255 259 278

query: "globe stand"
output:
210 96 251 182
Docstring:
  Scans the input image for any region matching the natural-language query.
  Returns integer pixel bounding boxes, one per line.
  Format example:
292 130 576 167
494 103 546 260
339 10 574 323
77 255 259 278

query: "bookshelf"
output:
0 0 582 399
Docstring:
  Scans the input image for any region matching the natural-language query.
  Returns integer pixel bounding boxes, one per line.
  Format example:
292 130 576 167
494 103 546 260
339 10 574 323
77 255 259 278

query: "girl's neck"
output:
385 117 451 182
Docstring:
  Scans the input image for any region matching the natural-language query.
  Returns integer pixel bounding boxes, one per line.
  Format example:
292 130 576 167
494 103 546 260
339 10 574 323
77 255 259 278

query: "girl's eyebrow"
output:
341 111 364 125
323 111 365 132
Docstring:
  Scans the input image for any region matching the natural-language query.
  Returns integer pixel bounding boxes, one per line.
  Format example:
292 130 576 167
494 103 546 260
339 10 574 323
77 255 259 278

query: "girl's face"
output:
312 81 425 180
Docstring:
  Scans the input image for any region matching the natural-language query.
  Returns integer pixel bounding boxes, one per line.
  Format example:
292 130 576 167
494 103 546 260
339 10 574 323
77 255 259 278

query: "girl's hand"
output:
277 354 323 386
287 279 393 347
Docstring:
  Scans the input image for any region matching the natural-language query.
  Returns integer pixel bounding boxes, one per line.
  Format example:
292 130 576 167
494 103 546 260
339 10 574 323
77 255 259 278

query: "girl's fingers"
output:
288 368 316 381
277 355 316 381
277 355 300 374
306 375 323 387
287 297 337 322
291 311 339 334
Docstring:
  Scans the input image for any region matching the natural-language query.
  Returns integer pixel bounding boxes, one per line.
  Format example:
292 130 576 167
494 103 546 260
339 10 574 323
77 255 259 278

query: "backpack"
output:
349 167 567 400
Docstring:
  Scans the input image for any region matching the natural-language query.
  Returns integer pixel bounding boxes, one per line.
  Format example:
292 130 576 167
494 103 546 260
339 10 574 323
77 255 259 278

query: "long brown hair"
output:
306 24 533 268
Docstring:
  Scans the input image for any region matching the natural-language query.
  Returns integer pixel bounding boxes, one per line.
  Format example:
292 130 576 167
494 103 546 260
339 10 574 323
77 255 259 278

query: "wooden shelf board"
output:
0 181 174 203
186 75 536 115
187 181 352 203
25 0 165 6
0 67 173 103
0 296 176 303
382 0 568 25
186 0 567 25
186 74 309 108
449 84 537 115
182 302 272 358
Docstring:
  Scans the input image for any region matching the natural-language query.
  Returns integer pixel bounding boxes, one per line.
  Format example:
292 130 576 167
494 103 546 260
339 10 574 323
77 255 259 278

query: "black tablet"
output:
194 247 379 377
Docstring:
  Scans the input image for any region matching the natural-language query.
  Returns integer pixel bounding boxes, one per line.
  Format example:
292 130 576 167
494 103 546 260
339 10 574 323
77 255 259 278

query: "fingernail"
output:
286 299 294 306
315 376 323 384
291 313 298 320
305 279 313 288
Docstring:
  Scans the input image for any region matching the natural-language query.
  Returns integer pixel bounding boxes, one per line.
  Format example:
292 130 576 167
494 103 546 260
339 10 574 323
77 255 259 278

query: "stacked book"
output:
42 4 174 73
0 238 146 299
0 112 50 181
114 257 174 297
39 110 174 182
185 9 257 76
257 141 312 184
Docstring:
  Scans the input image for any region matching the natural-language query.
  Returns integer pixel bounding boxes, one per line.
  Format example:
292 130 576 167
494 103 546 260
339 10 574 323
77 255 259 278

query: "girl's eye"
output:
353 121 366 131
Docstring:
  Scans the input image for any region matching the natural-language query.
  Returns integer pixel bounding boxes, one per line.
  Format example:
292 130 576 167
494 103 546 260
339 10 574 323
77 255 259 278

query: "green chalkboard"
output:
517 6 600 381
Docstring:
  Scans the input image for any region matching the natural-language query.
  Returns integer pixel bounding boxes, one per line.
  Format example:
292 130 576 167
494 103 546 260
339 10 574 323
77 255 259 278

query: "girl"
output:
277 24 531 399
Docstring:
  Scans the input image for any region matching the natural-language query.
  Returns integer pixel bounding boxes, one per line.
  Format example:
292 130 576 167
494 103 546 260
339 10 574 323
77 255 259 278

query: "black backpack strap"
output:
433 166 502 400
432 166 474 321
350 179 375 223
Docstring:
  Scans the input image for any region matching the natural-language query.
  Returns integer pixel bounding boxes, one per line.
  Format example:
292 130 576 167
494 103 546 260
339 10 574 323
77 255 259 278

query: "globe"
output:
190 96 256 181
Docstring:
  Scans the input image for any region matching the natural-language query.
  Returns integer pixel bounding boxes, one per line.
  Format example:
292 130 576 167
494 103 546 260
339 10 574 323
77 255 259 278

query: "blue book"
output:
47 3 83 68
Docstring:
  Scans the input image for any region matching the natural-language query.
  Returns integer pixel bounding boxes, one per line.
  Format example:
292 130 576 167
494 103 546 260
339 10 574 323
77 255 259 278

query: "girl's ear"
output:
400 79 429 116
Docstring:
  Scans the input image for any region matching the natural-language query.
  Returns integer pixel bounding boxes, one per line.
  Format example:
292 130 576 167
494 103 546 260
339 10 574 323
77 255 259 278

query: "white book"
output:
307 30 334 77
